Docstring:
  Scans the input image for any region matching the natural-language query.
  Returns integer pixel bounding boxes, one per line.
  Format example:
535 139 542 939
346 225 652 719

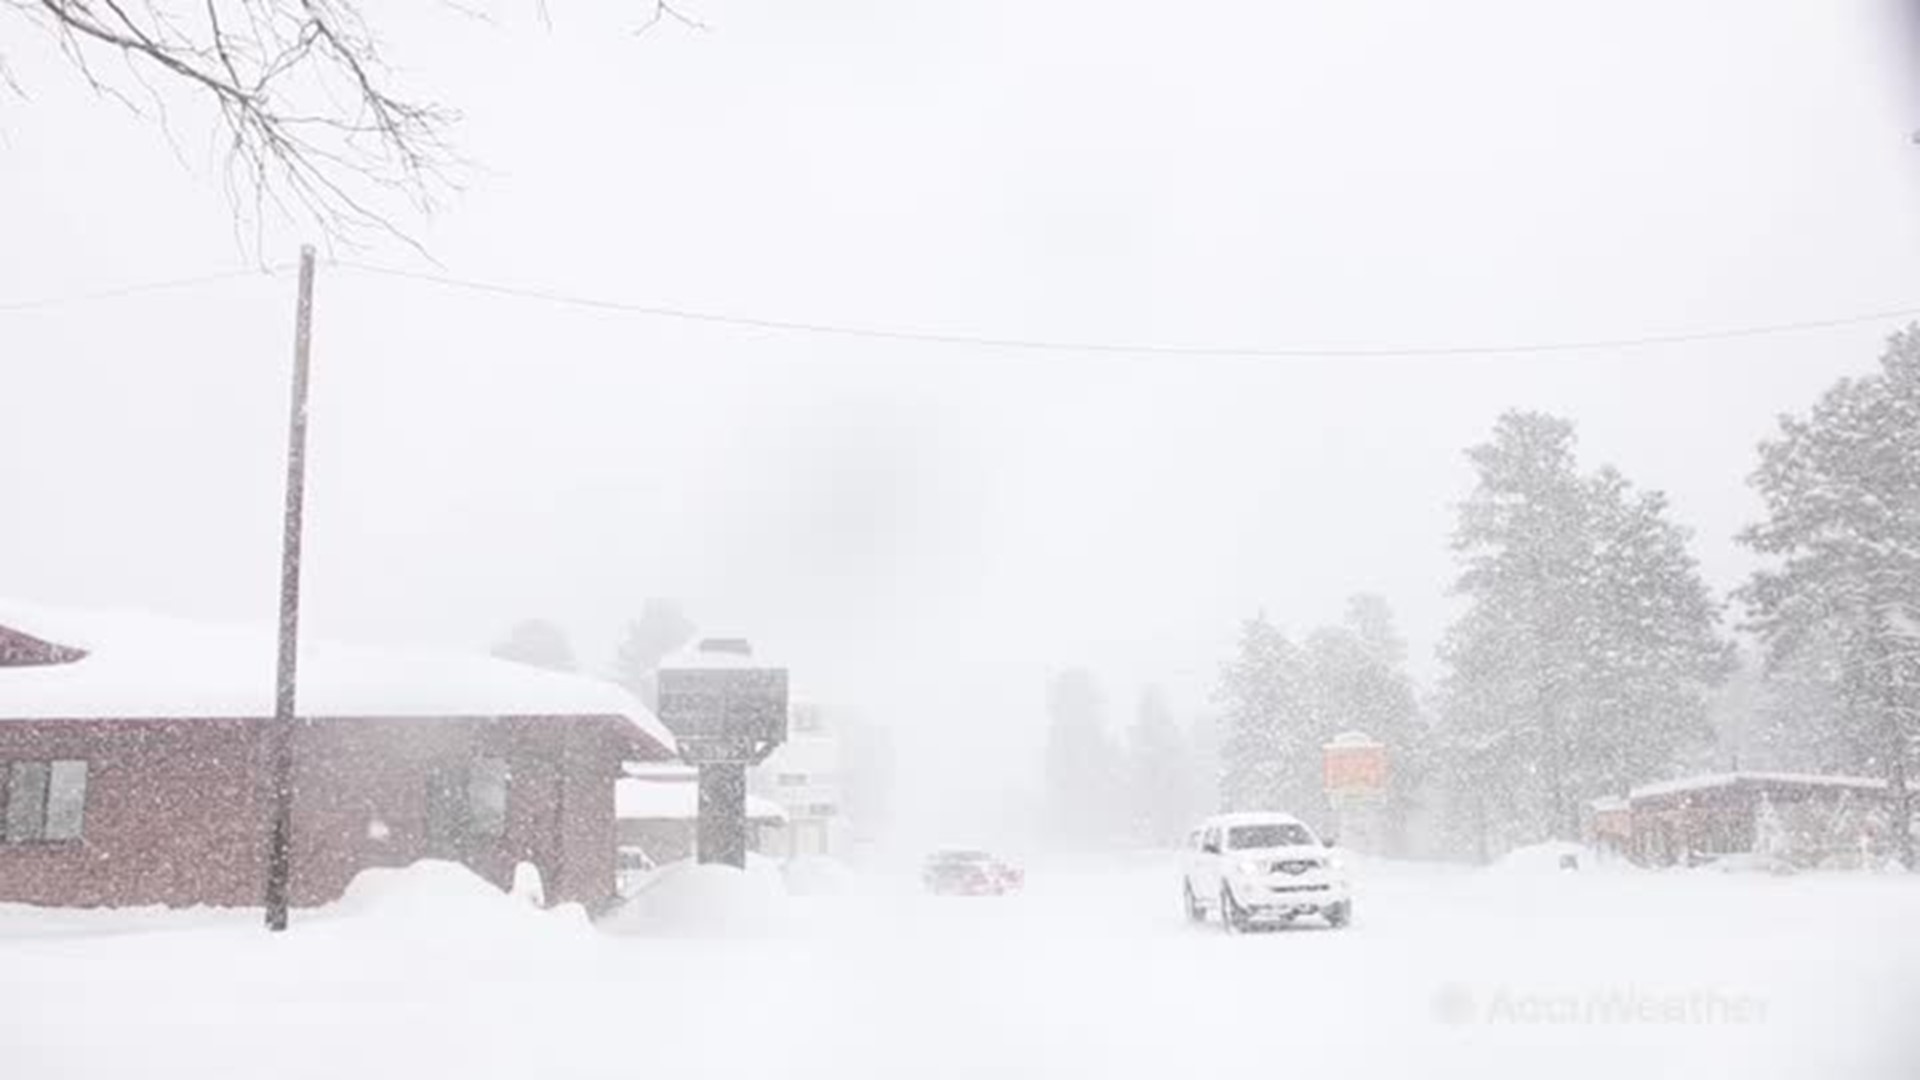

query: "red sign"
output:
1323 740 1388 795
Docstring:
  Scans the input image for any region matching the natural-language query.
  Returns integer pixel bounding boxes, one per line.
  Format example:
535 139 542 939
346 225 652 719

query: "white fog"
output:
2 1 1919 1077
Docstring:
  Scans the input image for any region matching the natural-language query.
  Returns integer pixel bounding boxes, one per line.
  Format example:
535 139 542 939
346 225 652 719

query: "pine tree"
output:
610 598 697 710
1439 412 1730 845
1576 470 1733 791
1125 686 1199 847
1304 596 1426 854
1214 615 1318 817
490 619 576 672
1042 668 1124 849
1738 326 1920 867
1749 631 1877 774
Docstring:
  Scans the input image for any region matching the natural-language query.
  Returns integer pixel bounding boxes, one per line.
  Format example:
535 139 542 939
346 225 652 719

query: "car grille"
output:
1268 884 1330 893
1273 859 1321 875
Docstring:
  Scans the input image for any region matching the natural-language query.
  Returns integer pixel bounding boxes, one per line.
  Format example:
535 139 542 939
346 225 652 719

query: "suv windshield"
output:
1227 824 1313 849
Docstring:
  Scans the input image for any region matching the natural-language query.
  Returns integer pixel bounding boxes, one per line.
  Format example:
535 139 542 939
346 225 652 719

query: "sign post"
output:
1322 731 1389 854
655 639 789 869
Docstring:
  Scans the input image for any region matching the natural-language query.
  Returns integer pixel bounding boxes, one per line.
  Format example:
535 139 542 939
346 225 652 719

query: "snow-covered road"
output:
1 855 1916 1079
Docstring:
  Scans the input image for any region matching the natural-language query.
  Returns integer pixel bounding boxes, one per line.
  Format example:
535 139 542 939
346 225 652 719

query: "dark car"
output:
921 849 1024 896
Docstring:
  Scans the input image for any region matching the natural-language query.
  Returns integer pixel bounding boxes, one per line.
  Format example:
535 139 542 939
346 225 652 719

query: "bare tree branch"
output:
5 1 707 250
8 0 461 250
637 0 703 35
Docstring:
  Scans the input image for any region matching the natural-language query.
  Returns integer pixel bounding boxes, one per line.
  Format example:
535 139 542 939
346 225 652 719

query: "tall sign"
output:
1322 731 1388 853
655 639 789 868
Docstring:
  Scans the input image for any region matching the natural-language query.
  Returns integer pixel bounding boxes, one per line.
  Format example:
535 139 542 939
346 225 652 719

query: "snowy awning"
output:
1629 771 1887 802
0 597 674 754
615 775 788 822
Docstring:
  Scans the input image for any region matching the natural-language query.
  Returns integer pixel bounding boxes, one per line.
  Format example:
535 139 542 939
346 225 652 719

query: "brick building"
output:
1623 772 1892 868
0 598 674 912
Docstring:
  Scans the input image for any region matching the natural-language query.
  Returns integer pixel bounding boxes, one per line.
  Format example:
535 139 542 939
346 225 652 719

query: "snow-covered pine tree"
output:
1042 668 1124 849
1439 412 1729 844
1752 630 1878 774
1214 614 1317 817
1125 686 1200 847
1440 413 1597 843
1304 596 1427 854
1739 326 1920 867
1575 469 1733 794
490 618 577 672
1753 793 1789 861
609 598 697 710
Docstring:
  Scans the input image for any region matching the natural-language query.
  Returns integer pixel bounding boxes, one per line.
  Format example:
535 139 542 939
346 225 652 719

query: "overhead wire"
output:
5 257 1918 360
331 261 1920 360
0 266 291 313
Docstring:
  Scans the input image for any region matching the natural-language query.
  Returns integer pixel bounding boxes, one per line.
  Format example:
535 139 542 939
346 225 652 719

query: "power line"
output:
5 258 1917 358
0 266 292 313
335 260 1920 360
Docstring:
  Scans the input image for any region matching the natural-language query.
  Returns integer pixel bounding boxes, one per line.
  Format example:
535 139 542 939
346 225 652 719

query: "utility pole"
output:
265 246 317 931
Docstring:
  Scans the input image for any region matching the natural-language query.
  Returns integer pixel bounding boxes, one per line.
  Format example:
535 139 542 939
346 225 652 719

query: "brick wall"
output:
0 715 646 911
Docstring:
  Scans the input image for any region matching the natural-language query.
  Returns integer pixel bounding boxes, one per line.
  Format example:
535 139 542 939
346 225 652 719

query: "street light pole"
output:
264 246 317 931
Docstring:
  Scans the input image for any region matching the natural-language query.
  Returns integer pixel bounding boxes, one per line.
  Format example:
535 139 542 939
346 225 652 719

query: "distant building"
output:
1619 772 1893 868
615 764 788 870
1584 796 1632 857
0 598 673 912
751 701 844 857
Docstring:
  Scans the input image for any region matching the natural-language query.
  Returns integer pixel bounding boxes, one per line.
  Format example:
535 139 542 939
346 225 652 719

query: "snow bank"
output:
600 859 791 937
323 860 589 939
782 855 858 897
1490 841 1627 875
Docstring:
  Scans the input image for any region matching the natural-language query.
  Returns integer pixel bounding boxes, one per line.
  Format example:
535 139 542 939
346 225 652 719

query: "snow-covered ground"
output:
1 854 1916 1079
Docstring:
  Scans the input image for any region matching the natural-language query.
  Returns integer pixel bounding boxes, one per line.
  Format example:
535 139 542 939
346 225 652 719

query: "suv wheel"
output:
1220 886 1248 934
1325 901 1351 929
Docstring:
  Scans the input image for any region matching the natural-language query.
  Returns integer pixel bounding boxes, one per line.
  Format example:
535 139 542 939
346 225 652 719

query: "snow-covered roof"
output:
615 776 787 822
1325 731 1381 748
658 641 782 672
0 597 674 753
1629 771 1887 802
1589 796 1630 813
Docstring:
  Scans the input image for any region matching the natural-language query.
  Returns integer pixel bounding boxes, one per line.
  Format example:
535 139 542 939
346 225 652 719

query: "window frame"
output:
467 756 510 840
2 759 89 845
426 754 511 850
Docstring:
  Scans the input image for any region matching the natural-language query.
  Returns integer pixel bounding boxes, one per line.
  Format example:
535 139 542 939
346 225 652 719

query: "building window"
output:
776 772 808 787
468 757 509 838
3 760 88 843
805 802 837 818
427 756 509 848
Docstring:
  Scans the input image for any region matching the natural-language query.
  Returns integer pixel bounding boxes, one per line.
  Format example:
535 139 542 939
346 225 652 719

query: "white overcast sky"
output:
5 0 1920 827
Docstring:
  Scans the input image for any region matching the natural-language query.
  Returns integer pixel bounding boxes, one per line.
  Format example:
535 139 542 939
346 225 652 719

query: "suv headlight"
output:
1236 859 1262 876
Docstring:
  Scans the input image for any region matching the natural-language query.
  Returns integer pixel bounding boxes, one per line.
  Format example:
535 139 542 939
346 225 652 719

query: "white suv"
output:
1183 812 1352 931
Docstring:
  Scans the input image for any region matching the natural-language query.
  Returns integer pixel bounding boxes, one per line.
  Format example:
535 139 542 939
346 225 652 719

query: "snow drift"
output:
600 859 791 937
